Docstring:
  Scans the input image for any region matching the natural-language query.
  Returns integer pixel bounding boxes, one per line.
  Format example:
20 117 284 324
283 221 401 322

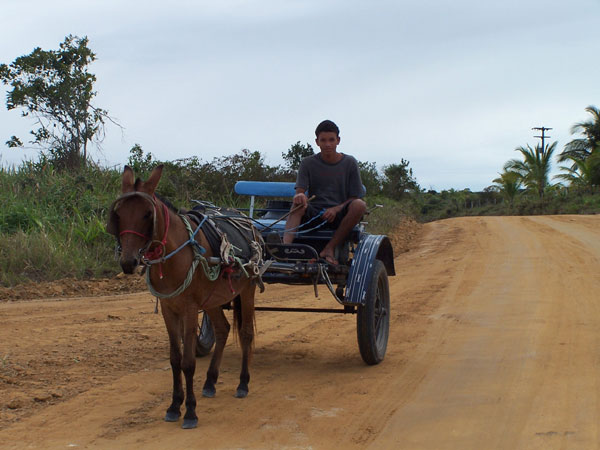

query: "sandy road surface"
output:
1 215 600 449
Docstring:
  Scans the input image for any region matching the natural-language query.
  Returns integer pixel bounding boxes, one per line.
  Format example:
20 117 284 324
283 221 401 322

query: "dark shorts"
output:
301 201 353 230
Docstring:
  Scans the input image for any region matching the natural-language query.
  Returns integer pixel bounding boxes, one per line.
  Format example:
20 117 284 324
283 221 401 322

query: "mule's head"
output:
107 164 164 274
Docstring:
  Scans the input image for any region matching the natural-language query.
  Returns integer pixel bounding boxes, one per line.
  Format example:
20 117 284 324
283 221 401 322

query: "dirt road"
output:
1 215 599 449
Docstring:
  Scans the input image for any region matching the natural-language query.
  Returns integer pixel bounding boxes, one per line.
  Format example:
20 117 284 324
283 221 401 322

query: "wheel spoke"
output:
373 279 388 343
374 312 383 333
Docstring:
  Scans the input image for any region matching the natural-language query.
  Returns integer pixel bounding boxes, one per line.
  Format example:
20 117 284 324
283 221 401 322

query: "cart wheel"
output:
196 312 215 357
356 259 390 365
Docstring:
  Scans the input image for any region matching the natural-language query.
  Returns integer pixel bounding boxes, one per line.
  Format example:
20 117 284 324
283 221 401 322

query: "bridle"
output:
109 190 214 297
110 191 171 266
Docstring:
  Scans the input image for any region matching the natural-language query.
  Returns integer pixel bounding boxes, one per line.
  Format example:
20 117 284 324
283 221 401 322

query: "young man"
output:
283 120 367 264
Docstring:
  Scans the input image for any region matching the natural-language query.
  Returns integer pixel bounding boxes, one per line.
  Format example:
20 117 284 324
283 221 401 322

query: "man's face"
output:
315 132 340 156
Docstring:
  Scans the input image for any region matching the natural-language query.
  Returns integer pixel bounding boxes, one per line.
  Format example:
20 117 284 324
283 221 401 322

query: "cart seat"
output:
235 180 364 251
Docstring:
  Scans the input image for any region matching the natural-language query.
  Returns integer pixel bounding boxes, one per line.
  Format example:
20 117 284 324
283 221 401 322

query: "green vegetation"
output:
1 35 599 288
477 104 600 219
416 186 600 221
0 146 415 287
505 142 557 200
0 162 119 285
3 108 600 286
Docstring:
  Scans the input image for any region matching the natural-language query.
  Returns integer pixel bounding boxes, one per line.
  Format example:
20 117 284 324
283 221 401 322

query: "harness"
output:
108 192 264 299
188 207 265 291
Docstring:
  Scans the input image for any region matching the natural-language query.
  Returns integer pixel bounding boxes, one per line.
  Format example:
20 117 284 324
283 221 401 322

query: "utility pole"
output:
532 126 552 155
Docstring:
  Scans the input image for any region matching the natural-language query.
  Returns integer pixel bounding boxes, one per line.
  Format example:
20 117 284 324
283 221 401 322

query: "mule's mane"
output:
154 192 180 214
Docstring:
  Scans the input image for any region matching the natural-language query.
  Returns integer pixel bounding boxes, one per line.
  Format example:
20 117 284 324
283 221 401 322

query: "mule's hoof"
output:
182 418 198 429
202 388 216 398
164 411 181 422
235 388 248 398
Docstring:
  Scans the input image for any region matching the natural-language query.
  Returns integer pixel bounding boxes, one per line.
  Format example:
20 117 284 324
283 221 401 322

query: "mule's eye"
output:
144 211 152 220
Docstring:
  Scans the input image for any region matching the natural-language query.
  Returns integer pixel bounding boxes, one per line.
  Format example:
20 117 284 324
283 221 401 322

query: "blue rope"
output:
145 215 207 265
294 219 328 235
279 211 324 234
271 210 329 236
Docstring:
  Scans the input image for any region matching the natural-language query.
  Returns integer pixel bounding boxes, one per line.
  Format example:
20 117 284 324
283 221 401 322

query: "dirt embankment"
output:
0 275 147 302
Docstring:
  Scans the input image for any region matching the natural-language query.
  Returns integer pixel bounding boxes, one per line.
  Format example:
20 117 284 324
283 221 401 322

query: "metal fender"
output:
344 234 395 305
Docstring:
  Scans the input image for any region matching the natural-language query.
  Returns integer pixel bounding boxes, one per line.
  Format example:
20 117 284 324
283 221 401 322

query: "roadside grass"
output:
1 164 121 286
362 195 417 235
4 159 597 287
0 225 117 286
0 162 413 287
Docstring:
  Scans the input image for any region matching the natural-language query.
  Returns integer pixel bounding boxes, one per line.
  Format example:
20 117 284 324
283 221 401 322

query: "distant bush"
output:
417 187 600 221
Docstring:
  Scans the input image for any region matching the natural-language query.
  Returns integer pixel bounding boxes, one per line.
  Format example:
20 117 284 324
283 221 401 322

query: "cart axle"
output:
222 304 357 314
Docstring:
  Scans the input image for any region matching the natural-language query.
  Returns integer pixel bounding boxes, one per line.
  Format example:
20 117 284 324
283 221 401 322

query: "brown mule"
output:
107 165 258 429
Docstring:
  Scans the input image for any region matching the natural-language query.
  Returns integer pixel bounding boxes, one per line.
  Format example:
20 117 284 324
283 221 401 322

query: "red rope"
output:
119 229 149 239
142 201 170 279
222 265 236 293
142 202 170 258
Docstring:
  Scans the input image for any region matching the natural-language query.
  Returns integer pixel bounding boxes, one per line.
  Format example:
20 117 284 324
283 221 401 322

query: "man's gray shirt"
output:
295 153 364 210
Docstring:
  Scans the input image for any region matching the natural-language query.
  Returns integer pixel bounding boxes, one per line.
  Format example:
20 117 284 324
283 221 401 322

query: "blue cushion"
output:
234 181 295 197
235 180 366 198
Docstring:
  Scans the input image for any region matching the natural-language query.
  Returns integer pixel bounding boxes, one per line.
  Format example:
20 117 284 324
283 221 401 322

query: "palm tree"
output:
559 105 600 185
493 170 521 207
555 152 600 193
505 142 557 200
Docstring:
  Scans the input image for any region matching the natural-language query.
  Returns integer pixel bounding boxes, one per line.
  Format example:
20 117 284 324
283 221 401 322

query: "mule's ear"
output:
122 165 135 193
142 164 164 194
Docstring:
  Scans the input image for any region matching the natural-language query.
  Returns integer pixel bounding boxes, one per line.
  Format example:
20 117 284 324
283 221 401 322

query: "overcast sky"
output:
1 0 599 191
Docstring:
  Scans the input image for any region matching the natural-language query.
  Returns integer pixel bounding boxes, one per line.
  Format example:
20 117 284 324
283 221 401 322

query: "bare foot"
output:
319 249 338 265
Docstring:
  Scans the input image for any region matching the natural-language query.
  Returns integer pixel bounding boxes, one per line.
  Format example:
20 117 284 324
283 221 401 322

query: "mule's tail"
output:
232 295 242 336
232 294 256 347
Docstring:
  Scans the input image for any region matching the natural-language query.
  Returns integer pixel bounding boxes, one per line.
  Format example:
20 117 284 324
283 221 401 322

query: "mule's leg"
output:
235 288 256 398
161 306 184 422
181 302 199 429
202 307 230 398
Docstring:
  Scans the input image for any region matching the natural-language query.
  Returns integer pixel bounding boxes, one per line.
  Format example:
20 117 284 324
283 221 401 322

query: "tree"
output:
559 105 600 185
0 35 114 170
555 153 600 193
382 159 419 200
493 170 522 207
205 149 278 194
282 141 314 171
127 143 155 175
358 161 382 196
481 186 501 206
504 142 557 200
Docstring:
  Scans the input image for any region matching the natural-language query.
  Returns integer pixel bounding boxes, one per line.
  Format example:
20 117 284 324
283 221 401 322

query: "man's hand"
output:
322 205 341 223
292 192 308 208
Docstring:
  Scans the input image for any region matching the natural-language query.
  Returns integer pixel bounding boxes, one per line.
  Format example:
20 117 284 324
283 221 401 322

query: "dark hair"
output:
315 120 339 137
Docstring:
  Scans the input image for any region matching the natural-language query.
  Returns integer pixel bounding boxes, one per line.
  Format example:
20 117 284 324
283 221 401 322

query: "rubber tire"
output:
196 312 215 357
356 259 390 365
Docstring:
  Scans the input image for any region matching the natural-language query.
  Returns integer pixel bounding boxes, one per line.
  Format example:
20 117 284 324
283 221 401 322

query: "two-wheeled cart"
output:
196 181 395 365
